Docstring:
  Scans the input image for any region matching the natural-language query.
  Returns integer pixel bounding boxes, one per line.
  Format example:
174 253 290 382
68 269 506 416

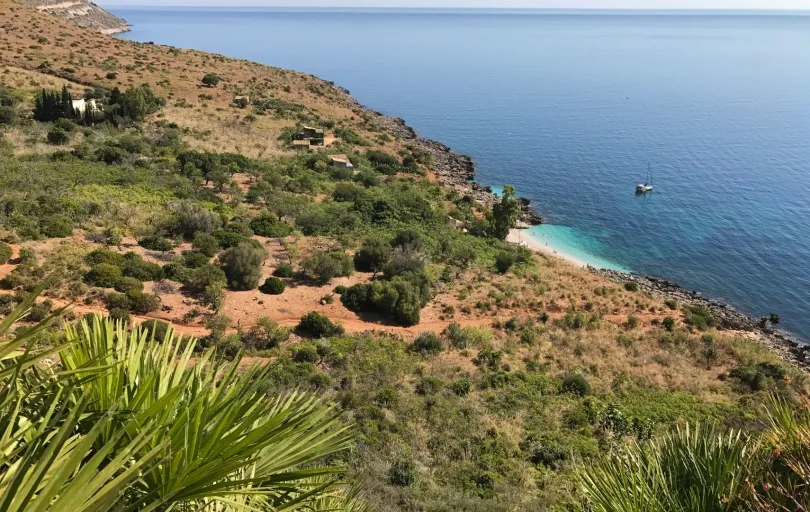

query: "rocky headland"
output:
373 115 543 225
16 0 129 34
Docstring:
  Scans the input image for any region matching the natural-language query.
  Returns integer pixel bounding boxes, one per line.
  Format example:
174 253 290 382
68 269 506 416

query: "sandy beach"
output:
506 228 590 267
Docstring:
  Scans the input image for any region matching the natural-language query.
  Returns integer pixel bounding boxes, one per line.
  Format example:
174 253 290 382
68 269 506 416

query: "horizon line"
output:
104 5 810 12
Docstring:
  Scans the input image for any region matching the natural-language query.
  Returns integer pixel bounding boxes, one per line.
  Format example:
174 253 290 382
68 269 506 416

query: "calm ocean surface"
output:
113 8 810 339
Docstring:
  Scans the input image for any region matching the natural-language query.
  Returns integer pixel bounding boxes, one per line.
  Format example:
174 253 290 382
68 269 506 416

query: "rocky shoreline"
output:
592 268 809 372
373 115 543 225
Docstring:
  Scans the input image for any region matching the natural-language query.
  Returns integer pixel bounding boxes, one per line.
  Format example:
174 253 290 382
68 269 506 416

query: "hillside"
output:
1 1 808 510
15 0 129 34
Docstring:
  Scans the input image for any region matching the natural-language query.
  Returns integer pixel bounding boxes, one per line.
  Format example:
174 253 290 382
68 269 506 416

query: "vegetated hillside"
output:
15 0 129 34
0 2 808 511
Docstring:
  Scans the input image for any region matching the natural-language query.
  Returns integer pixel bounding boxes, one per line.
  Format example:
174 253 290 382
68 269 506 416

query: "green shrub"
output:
104 292 131 311
46 127 70 145
495 250 517 274
0 242 11 264
353 238 391 274
333 285 348 295
249 212 292 238
682 306 718 330
273 264 295 278
108 307 131 324
192 231 220 257
27 301 52 322
183 264 227 294
126 290 161 314
341 277 425 327
450 378 471 396
663 316 675 332
624 282 639 292
114 277 144 294
142 319 171 342
562 374 591 397
626 315 639 329
139 235 174 252
308 372 331 389
297 312 344 338
259 277 285 295
85 263 122 288
728 362 787 391
219 242 267 291
388 458 418 487
411 332 443 355
302 250 353 284
85 248 124 267
242 317 290 350
292 345 319 363
443 322 470 349
40 214 73 238
182 251 210 269
121 253 163 281
664 298 678 310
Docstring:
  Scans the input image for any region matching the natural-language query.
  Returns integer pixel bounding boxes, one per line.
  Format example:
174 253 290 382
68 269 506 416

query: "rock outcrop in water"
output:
592 268 810 371
16 0 129 34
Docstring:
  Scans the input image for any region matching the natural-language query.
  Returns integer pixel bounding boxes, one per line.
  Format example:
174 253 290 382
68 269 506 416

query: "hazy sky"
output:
96 0 810 9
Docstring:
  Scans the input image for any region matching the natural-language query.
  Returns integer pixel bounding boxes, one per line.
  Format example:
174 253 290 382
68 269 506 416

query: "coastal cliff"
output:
16 0 129 34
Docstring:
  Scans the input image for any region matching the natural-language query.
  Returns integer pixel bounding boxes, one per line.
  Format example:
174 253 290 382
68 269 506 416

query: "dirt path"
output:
0 244 20 281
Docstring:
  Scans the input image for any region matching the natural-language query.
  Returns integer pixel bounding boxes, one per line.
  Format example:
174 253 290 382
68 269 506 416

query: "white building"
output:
71 98 98 113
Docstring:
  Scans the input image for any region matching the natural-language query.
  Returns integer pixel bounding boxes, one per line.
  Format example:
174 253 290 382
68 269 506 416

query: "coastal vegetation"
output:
0 1 808 510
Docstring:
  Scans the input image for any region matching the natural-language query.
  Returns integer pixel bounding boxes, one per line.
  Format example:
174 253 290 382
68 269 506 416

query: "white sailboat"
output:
636 163 654 193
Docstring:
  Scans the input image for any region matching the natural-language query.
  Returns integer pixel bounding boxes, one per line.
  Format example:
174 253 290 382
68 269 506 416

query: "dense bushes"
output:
341 273 430 326
219 242 266 291
297 312 344 338
302 250 353 284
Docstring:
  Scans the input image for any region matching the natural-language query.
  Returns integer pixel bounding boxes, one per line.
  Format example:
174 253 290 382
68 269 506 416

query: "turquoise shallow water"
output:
114 8 810 339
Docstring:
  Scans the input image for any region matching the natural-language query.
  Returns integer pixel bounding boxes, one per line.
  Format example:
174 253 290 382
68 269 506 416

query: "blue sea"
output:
112 8 810 339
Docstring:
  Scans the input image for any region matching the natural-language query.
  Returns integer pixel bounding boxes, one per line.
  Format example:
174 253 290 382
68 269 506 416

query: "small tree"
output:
219 242 267 291
193 231 220 257
302 250 353 285
202 73 221 88
242 317 290 350
490 184 520 241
